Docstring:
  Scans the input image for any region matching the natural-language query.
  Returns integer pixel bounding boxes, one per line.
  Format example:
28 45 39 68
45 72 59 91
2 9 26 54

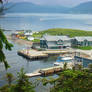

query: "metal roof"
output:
41 35 70 41
74 36 92 41
47 43 62 47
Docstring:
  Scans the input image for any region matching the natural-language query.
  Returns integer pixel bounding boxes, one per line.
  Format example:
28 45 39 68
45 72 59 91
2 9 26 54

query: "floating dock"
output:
25 66 62 77
25 73 41 77
25 62 83 78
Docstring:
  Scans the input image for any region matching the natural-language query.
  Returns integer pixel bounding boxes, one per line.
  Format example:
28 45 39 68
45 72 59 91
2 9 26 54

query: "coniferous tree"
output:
12 68 35 92
0 29 13 70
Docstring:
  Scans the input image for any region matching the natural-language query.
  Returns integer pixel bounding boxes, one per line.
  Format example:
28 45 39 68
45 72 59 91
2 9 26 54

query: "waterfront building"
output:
24 30 33 36
71 36 92 46
40 35 71 49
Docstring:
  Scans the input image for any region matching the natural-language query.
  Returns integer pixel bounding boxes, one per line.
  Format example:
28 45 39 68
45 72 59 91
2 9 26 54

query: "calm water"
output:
0 13 92 31
0 13 92 92
0 40 58 92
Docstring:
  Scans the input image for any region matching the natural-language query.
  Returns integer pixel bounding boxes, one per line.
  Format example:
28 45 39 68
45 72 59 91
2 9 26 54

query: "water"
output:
0 40 58 92
0 13 92 31
0 13 92 92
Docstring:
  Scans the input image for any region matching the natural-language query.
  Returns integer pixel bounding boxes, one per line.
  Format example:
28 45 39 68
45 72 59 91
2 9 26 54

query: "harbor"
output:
1 3 92 91
1 12 92 92
20 49 92 78
25 52 86 78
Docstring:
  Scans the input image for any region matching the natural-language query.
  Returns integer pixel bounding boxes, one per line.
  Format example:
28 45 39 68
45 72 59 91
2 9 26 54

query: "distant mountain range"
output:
6 2 69 13
70 1 92 14
6 1 92 14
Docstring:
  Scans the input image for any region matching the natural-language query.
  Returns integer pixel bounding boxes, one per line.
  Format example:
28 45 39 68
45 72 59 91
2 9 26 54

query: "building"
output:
24 30 33 37
27 37 34 41
40 35 71 49
71 36 92 47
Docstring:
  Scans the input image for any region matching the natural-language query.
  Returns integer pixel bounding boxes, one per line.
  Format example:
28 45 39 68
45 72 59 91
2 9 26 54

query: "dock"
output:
18 49 48 60
18 49 68 60
25 73 41 77
43 50 68 55
25 66 62 77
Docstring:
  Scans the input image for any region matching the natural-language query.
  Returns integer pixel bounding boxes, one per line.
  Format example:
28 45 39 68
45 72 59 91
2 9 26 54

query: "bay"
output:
0 13 92 31
0 13 92 92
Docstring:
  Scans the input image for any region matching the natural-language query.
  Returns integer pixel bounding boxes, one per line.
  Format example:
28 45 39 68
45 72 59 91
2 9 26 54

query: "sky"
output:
10 0 92 7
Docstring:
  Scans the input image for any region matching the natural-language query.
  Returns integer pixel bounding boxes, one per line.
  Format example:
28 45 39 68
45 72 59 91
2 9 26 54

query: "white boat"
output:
54 56 74 68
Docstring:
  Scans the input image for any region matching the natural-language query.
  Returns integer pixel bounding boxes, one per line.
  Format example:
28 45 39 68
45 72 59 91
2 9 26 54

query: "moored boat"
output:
54 55 74 67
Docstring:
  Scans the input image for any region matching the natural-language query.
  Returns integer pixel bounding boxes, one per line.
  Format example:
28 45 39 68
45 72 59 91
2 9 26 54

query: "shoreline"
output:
6 35 92 60
6 35 33 46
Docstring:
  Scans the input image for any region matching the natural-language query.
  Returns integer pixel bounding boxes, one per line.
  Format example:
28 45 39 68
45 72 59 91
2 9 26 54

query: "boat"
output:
54 56 74 66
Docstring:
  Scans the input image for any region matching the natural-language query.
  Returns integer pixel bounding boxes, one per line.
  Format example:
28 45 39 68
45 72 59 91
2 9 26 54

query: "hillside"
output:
69 1 92 14
6 2 69 13
32 28 92 38
5 1 92 14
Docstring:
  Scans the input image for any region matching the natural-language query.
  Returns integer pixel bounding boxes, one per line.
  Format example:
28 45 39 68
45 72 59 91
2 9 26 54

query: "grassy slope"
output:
32 28 92 38
74 46 92 50
32 28 92 42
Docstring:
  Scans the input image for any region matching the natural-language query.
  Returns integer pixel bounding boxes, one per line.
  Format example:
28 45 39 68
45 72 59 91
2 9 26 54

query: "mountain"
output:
5 1 92 14
69 1 92 14
6 2 69 13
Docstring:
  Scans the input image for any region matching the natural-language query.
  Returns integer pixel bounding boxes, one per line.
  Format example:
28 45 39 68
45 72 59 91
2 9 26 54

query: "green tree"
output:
0 85 10 92
63 62 67 70
77 64 83 71
51 70 92 92
0 0 6 13
41 69 92 92
88 63 92 72
5 73 15 87
12 68 35 92
0 0 9 13
72 66 75 71
0 29 13 70
0 0 3 4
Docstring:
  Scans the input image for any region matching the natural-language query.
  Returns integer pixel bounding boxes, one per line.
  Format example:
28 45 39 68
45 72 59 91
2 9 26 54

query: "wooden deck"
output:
18 49 48 60
25 66 62 77
25 73 41 77
18 49 68 60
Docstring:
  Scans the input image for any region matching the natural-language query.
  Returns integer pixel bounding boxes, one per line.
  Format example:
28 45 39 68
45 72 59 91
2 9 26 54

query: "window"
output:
57 39 63 45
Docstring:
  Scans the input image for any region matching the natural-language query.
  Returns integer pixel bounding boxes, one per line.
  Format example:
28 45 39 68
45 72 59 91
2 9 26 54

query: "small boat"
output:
54 56 74 66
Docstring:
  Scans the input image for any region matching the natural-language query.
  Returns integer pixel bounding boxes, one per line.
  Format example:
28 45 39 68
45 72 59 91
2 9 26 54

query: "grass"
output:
74 46 92 50
32 28 92 38
32 39 40 42
32 33 42 38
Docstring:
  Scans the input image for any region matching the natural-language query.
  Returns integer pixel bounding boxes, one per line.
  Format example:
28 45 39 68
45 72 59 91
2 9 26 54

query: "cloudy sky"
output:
10 0 92 7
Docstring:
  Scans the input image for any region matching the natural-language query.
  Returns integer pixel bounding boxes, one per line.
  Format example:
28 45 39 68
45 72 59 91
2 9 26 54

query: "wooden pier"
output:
25 66 62 77
18 49 48 60
18 49 68 60
26 73 41 77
